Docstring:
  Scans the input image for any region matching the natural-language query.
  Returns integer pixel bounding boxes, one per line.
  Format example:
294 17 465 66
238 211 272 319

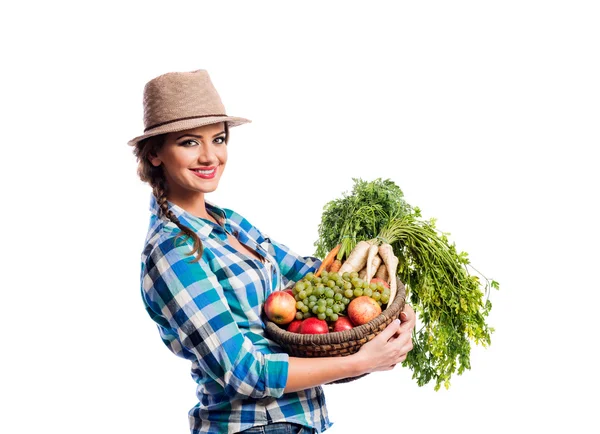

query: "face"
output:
149 122 228 202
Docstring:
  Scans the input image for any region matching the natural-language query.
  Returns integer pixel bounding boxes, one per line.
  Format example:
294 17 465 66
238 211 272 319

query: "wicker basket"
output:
265 278 406 384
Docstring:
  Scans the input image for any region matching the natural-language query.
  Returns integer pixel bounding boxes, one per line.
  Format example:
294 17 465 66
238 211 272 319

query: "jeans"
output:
237 422 317 434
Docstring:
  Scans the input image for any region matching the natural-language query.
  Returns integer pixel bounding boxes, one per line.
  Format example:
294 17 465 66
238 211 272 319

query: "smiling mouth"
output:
190 167 217 179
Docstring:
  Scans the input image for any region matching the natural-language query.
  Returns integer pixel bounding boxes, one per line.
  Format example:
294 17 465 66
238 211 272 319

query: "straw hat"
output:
128 69 251 146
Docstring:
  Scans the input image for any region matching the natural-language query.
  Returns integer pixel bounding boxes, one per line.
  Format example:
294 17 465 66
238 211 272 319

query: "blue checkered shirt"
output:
140 194 332 434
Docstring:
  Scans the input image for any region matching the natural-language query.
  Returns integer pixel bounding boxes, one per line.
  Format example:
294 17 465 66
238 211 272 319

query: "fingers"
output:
387 309 413 336
378 318 401 342
400 337 413 355
361 316 414 373
390 322 415 355
390 340 412 366
395 304 416 336
388 344 410 370
398 319 414 334
390 329 413 351
400 304 415 324
402 304 415 317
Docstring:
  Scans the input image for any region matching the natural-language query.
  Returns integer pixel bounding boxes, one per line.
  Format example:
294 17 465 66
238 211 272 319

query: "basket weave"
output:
265 278 406 384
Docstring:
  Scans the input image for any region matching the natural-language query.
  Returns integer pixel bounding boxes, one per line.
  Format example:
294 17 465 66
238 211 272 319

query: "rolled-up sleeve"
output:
266 237 322 284
142 235 289 400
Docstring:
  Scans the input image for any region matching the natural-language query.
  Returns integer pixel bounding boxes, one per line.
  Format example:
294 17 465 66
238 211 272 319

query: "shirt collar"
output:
149 193 228 238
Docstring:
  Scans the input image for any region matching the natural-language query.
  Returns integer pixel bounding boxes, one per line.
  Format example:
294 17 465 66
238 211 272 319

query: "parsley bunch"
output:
314 178 499 390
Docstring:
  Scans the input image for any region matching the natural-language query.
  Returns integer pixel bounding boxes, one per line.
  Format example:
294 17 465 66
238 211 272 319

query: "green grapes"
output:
291 270 390 324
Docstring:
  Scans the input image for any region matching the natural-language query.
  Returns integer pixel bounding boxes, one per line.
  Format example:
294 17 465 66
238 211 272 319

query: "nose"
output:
195 142 218 164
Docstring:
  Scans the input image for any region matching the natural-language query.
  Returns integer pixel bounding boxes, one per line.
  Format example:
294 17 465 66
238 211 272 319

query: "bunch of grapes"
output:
291 270 392 322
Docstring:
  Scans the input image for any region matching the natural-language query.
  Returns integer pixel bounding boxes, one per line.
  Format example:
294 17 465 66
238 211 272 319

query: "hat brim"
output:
127 115 251 146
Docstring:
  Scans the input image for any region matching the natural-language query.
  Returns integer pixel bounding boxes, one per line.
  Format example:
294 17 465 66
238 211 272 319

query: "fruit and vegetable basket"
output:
266 276 405 358
265 276 406 384
263 178 500 390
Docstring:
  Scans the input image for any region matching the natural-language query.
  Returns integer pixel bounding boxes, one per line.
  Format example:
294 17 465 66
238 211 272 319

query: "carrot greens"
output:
314 178 499 390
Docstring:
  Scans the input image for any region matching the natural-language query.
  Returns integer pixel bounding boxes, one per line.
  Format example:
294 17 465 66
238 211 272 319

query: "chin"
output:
199 185 219 194
196 180 220 193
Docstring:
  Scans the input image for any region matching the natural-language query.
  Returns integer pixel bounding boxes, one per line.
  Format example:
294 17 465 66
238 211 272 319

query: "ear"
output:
148 154 162 167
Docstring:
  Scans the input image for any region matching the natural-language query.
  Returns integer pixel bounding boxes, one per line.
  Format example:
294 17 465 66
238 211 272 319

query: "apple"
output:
283 288 294 297
298 317 329 334
370 277 390 289
264 291 297 325
347 296 382 326
332 316 353 332
287 319 303 333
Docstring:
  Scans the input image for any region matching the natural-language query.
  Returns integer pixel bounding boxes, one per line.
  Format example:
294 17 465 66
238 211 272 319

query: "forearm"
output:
283 354 364 393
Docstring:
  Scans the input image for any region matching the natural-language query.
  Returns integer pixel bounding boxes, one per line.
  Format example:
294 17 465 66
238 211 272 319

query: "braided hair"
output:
132 123 230 262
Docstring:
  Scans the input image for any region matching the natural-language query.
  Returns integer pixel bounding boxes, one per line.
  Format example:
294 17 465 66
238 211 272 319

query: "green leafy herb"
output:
315 178 412 261
314 178 499 390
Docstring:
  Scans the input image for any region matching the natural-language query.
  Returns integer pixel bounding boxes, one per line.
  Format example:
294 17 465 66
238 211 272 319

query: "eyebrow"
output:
176 131 226 140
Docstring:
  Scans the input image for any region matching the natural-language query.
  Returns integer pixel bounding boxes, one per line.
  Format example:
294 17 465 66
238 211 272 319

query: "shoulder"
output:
141 226 217 294
222 207 268 242
222 207 250 227
205 200 258 234
142 223 199 267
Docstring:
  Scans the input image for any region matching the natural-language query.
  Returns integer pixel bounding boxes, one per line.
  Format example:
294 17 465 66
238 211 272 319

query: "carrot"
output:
338 240 373 275
329 259 342 273
378 243 399 303
315 244 341 277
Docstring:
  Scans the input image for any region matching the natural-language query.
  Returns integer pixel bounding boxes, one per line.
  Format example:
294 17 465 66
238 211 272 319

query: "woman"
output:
129 69 415 434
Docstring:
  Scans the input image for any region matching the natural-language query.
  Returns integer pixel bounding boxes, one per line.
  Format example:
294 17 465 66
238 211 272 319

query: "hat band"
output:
144 114 227 132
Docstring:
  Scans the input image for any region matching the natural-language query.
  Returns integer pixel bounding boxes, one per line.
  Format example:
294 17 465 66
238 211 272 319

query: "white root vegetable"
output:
378 243 399 303
365 249 382 283
358 267 367 279
374 263 388 281
338 240 373 274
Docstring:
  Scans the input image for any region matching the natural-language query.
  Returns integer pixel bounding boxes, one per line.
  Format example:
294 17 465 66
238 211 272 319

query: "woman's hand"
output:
352 304 416 375
284 305 416 392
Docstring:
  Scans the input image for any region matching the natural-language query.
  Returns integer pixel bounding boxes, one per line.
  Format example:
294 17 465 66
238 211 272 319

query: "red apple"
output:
287 319 303 333
298 317 329 334
332 316 353 332
264 291 297 325
347 296 382 326
283 289 294 297
370 278 390 289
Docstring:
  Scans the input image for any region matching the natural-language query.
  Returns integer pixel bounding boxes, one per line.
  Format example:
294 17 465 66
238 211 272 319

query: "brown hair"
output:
133 122 230 262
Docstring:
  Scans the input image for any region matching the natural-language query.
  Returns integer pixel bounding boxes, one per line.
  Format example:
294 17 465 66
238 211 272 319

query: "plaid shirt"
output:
140 194 332 434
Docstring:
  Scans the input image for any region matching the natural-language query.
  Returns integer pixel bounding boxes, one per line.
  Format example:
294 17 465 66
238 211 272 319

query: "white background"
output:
2 1 599 433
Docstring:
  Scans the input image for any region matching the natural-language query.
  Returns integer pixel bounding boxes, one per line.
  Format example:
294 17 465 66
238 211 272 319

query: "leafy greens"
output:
314 178 499 390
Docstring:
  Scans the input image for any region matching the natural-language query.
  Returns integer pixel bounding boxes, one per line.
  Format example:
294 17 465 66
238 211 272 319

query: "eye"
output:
179 139 199 147
214 136 227 145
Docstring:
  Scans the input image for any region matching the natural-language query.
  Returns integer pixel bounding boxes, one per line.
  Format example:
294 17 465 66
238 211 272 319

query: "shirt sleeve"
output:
142 233 289 401
262 235 322 285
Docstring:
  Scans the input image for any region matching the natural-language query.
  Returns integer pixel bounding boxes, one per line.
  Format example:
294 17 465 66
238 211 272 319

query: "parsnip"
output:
366 251 382 283
374 263 388 281
338 240 372 274
358 267 367 279
378 243 399 303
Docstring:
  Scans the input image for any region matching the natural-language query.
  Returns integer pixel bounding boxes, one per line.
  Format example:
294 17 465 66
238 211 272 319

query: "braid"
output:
152 178 204 262
134 133 204 262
